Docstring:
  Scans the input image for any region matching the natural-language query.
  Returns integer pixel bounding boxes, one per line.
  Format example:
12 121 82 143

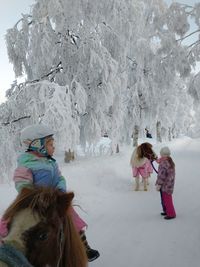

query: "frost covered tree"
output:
1 0 200 180
188 72 200 137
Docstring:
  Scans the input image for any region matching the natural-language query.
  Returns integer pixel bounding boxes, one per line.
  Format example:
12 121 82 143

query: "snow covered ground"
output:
1 136 200 267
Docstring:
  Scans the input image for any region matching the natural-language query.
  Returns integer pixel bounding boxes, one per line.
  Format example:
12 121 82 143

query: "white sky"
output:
0 0 34 103
0 0 199 104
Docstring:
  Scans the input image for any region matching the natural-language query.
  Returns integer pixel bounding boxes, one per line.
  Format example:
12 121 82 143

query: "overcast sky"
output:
0 0 199 103
0 0 34 103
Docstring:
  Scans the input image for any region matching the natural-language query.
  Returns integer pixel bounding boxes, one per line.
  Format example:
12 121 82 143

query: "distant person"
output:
155 146 176 220
0 124 100 261
145 128 152 138
130 143 157 191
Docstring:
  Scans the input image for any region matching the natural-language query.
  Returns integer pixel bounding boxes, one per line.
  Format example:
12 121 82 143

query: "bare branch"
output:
14 15 33 28
179 4 193 9
187 40 200 58
2 115 31 126
176 29 200 42
187 40 200 49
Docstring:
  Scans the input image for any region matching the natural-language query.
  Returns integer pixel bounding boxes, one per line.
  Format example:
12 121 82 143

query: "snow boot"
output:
79 230 100 262
164 215 176 220
86 247 100 262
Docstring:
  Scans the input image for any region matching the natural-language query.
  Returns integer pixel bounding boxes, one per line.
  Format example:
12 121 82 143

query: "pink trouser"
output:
69 207 87 232
162 191 176 217
0 219 8 238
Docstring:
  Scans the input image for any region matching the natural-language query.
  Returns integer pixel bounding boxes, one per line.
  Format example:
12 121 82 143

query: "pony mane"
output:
3 186 73 222
139 142 156 160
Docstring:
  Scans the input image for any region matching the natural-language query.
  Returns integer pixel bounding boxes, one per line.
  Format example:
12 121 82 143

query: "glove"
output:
156 184 161 191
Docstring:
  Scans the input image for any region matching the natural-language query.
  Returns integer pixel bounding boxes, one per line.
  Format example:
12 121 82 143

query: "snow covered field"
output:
1 136 200 267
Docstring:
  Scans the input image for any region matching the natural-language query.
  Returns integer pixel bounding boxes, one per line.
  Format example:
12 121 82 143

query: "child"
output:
0 124 100 261
155 146 176 220
145 128 152 138
130 142 156 191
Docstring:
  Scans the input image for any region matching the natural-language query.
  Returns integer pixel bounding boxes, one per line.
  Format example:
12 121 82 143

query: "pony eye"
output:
38 232 48 240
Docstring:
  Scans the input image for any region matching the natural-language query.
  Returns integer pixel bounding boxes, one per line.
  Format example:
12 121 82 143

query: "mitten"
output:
156 184 161 191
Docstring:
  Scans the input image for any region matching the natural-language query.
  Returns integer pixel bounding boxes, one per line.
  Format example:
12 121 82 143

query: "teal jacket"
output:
13 152 66 192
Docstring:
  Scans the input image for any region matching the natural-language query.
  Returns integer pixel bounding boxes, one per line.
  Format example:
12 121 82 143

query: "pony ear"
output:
66 191 75 201
57 192 74 215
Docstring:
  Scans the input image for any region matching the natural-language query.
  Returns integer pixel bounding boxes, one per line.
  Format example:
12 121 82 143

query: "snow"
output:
1 136 200 267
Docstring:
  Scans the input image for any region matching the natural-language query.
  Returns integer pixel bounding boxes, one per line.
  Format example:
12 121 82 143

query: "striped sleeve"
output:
56 175 67 192
13 167 33 192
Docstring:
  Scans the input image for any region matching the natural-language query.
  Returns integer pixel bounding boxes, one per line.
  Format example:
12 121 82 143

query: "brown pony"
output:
139 142 157 161
0 186 87 267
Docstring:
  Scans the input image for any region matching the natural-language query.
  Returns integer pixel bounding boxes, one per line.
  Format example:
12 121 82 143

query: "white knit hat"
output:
160 146 171 156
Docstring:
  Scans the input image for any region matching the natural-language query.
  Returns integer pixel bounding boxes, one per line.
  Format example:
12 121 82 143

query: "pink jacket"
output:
69 207 87 232
156 157 175 194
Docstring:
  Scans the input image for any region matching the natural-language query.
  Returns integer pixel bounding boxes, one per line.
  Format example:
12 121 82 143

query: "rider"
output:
0 124 100 262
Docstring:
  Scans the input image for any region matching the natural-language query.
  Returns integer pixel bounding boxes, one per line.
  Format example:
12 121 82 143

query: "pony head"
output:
1 186 87 267
138 142 157 160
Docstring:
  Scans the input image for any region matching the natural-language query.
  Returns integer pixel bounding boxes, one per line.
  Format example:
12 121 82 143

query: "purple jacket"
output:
156 157 175 194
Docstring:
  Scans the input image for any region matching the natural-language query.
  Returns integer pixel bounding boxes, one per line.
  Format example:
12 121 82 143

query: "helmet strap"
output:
28 137 48 156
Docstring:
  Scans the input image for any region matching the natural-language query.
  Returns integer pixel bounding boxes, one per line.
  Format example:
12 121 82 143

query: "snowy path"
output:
0 137 200 267
64 137 200 267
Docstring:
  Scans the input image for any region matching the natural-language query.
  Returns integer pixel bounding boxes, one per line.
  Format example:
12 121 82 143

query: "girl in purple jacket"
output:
155 146 176 220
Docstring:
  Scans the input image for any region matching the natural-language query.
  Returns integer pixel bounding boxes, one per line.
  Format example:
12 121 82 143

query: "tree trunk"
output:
172 124 176 139
156 121 162 142
116 144 119 153
168 127 172 141
132 125 139 147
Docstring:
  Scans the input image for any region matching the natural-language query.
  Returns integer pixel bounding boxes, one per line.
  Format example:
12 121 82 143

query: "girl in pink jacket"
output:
155 146 176 220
